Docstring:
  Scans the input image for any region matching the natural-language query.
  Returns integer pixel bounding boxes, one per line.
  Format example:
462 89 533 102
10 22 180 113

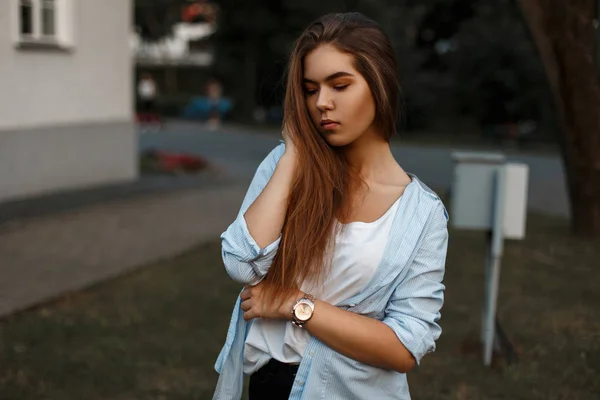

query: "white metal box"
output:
450 152 528 239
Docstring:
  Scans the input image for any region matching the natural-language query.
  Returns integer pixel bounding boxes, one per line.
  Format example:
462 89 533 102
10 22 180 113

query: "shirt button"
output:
298 380 304 385
310 351 315 356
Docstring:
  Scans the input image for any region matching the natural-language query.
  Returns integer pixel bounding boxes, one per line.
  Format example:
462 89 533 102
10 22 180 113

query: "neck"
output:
342 128 397 182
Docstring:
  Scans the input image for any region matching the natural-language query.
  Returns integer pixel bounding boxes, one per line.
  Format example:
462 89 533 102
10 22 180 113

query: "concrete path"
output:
0 184 247 317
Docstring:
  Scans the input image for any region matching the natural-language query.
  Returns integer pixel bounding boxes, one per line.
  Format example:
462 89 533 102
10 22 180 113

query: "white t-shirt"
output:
243 196 401 375
138 79 156 100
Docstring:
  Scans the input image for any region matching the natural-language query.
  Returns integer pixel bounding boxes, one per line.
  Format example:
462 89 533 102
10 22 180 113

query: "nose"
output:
316 88 334 112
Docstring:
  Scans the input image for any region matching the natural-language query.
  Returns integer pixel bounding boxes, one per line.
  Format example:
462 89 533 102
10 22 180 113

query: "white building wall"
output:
0 0 136 202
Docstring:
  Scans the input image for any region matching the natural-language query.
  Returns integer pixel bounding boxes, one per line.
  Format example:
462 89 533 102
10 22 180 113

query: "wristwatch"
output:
291 293 315 328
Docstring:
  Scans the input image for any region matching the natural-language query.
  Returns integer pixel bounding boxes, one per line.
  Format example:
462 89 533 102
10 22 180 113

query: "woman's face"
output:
303 44 377 147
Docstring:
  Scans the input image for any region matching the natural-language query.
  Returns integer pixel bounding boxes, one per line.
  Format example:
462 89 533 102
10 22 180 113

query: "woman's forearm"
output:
299 299 415 373
244 151 297 248
243 268 416 372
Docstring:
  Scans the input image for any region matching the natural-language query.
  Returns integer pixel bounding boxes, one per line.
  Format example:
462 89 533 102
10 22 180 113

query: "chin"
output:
318 128 345 146
323 134 349 147
323 132 360 148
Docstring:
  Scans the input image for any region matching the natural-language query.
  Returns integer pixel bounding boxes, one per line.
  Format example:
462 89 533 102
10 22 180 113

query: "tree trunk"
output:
517 0 600 236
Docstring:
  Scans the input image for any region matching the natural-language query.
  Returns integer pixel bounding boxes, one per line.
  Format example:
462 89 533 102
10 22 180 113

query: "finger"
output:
241 299 252 312
243 310 257 321
240 288 251 301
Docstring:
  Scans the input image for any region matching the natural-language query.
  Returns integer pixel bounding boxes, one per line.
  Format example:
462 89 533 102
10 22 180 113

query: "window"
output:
41 0 56 37
14 0 74 49
19 0 33 36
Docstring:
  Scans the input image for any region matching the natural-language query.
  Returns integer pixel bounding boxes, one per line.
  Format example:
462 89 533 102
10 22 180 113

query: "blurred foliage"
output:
212 0 552 132
134 0 191 40
133 0 554 136
435 1 552 134
209 0 385 121
387 0 552 134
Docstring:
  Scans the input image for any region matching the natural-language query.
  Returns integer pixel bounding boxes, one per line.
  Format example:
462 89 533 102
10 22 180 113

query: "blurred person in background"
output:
137 72 162 132
138 72 158 114
213 12 449 400
206 77 224 130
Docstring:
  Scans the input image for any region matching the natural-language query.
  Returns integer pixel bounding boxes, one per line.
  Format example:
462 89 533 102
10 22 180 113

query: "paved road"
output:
140 122 569 218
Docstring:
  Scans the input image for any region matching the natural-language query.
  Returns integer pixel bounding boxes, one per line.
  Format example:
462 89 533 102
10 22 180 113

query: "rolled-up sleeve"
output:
221 143 285 284
382 201 448 365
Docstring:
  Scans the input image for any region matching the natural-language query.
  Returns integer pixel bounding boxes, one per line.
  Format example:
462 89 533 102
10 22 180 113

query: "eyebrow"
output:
303 71 355 84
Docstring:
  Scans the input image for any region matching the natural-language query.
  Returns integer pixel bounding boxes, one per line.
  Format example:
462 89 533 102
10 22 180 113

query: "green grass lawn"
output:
1 212 599 399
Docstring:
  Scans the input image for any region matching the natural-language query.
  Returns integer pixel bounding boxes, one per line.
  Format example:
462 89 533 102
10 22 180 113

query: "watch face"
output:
295 302 313 321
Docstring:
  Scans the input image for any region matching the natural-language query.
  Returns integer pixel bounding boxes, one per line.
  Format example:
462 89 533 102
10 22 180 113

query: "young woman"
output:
213 12 449 400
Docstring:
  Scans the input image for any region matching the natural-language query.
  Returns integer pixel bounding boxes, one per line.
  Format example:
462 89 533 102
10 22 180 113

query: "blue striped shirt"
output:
213 143 449 400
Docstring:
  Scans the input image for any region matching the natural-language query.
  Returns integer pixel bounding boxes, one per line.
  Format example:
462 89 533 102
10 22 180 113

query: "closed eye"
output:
304 84 348 95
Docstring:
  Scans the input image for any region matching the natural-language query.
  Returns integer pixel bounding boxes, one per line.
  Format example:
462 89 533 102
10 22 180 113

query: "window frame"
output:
13 0 75 50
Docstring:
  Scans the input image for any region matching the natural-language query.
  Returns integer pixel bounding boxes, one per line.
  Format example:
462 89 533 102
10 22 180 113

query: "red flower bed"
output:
140 150 209 174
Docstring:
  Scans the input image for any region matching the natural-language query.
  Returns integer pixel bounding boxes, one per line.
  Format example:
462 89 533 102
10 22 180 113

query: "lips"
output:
320 119 340 130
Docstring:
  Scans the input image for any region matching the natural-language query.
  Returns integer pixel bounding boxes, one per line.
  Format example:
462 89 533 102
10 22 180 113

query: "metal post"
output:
481 231 492 344
482 167 507 366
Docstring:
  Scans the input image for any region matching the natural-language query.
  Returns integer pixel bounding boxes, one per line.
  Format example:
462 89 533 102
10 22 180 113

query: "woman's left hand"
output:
240 280 302 322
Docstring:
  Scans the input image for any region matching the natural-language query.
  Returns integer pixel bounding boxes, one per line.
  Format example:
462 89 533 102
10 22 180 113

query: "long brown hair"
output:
263 12 401 304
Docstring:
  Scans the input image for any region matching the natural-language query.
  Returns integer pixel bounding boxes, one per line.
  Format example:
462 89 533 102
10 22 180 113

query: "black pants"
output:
142 99 155 113
249 358 299 400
